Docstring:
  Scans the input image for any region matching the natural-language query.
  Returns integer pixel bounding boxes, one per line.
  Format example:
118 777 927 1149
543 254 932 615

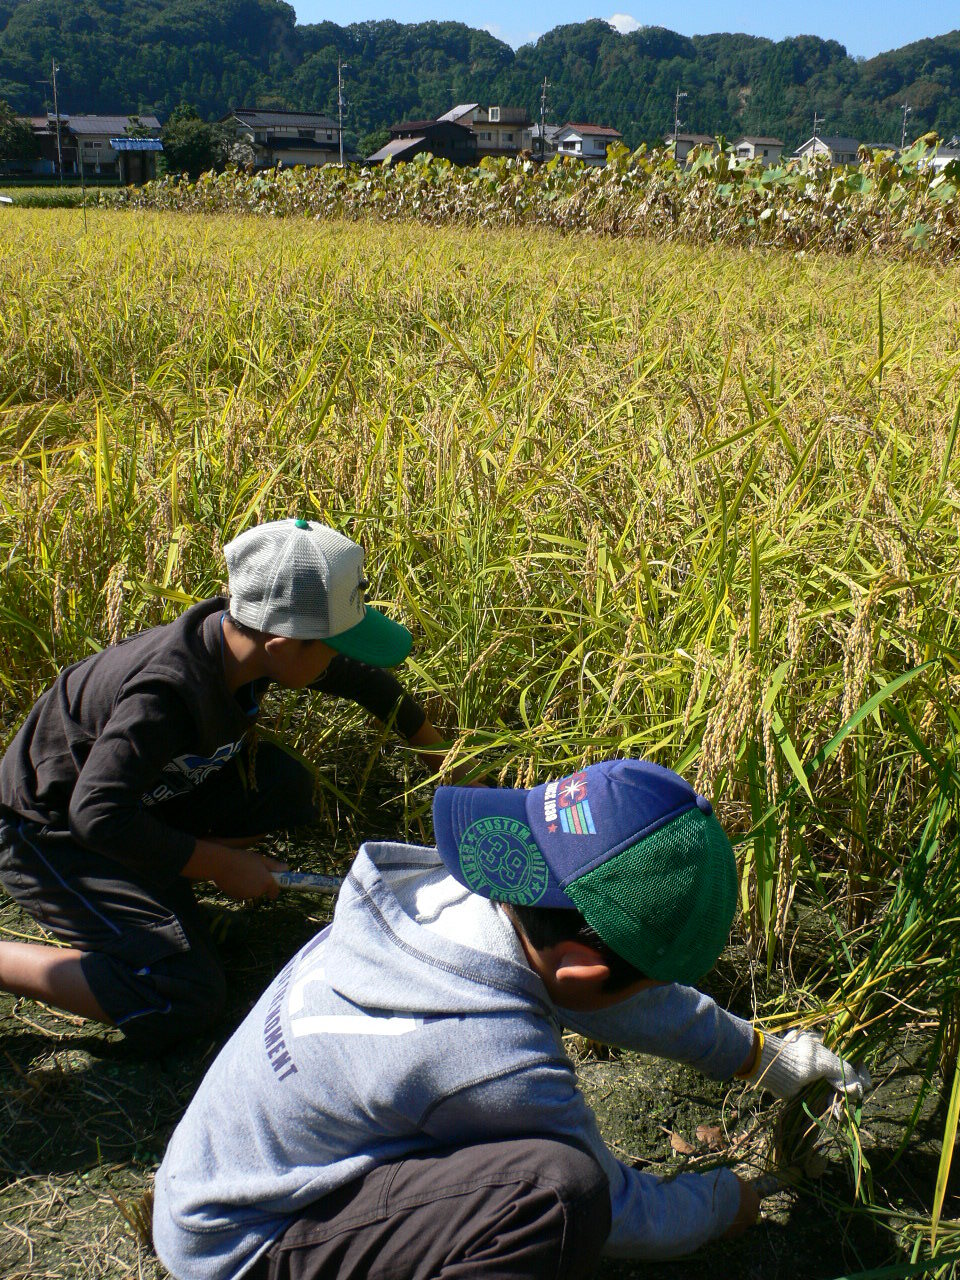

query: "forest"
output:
2 0 960 156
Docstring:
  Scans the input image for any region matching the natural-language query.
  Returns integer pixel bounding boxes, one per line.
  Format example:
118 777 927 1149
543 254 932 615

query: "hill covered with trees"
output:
2 0 959 151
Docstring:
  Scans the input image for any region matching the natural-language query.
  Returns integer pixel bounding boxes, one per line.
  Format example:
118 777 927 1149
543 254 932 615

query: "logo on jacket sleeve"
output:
459 817 548 904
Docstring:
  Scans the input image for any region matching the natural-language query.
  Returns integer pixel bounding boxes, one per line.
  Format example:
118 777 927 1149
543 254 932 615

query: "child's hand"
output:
722 1177 761 1239
748 1030 870 1101
212 848 288 901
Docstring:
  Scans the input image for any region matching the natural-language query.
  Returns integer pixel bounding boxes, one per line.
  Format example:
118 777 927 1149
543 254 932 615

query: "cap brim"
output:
433 785 576 907
325 606 412 667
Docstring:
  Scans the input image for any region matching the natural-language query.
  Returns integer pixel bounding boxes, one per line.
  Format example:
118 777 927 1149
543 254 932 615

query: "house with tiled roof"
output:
732 135 784 165
663 132 716 164
20 113 162 181
221 109 341 169
556 123 623 167
368 119 477 167
438 104 533 158
795 135 860 165
530 122 563 160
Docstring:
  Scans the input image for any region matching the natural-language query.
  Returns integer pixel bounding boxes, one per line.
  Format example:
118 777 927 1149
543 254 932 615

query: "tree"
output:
359 126 388 157
0 97 37 163
161 105 225 178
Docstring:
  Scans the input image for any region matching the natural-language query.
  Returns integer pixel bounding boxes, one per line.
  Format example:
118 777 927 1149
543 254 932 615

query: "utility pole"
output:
900 101 912 150
337 55 349 167
812 110 825 157
673 87 687 147
539 76 549 161
51 57 64 184
78 130 87 233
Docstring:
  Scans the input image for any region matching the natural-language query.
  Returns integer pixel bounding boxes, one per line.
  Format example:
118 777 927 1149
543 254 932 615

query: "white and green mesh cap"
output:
224 519 412 667
434 757 738 984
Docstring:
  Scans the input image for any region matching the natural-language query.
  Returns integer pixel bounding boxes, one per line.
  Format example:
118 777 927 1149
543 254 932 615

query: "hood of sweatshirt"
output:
153 841 568 1280
323 841 553 1017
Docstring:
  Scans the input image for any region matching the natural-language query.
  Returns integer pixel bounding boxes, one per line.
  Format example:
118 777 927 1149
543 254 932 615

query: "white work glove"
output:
748 1029 871 1102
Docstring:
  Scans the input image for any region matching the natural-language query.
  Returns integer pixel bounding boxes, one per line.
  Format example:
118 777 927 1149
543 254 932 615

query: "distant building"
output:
21 116 70 177
22 114 162 181
556 123 623 167
221 109 341 169
795 135 860 165
108 136 164 184
859 141 899 156
928 145 960 172
530 123 563 160
438 104 533 157
69 115 162 179
663 132 717 164
437 104 479 126
368 120 477 166
732 136 784 165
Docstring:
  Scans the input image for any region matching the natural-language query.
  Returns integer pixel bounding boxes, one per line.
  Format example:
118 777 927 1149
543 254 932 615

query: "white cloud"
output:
484 22 542 48
607 13 641 33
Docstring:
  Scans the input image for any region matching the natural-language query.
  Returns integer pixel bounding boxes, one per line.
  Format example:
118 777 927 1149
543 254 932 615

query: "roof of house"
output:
368 137 426 162
225 109 338 129
664 132 716 145
860 141 898 151
389 119 473 135
796 135 860 153
438 103 478 122
561 123 622 137
66 114 161 135
531 123 563 141
735 136 784 146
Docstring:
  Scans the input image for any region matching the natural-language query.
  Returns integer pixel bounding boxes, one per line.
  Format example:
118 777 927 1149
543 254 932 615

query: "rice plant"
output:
1 208 959 1270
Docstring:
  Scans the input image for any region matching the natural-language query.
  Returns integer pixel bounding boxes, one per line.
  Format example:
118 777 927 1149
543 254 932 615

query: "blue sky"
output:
294 1 958 60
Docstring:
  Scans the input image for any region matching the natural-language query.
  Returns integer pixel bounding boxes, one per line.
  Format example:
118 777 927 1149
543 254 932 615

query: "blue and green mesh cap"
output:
433 758 738 985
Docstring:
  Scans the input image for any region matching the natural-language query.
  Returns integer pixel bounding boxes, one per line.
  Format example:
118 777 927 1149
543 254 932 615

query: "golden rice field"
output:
2 207 960 1278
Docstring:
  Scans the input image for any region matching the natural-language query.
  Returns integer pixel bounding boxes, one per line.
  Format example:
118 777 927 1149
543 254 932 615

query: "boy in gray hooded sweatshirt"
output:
153 758 867 1280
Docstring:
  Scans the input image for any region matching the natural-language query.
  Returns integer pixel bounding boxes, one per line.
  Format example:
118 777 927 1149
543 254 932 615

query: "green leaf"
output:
931 1055 960 1247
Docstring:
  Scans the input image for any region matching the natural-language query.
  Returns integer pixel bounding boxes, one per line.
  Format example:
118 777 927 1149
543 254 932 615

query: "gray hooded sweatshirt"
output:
153 841 755 1279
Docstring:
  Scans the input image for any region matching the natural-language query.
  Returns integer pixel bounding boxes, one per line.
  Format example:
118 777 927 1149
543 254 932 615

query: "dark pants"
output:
246 1138 611 1280
0 740 318 1051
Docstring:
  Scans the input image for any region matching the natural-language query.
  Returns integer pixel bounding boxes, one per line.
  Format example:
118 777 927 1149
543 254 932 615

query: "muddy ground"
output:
0 819 954 1280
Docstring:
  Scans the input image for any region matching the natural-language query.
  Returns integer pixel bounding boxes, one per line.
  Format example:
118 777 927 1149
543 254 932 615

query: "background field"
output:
1 208 959 1277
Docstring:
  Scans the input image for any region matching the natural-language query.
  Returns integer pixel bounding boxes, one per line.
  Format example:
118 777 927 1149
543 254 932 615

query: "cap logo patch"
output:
459 818 548 904
349 574 368 616
544 772 596 835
